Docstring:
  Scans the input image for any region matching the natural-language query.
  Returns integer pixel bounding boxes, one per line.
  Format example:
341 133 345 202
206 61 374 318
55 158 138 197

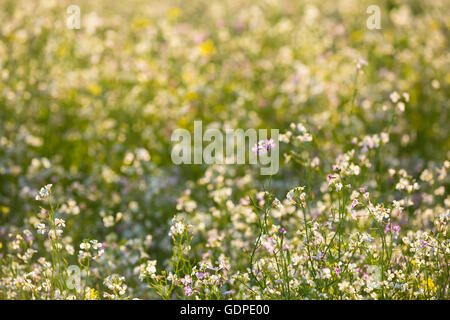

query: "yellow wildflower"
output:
420 278 436 293
0 206 10 215
167 7 181 21
85 288 99 300
88 83 102 96
199 40 216 57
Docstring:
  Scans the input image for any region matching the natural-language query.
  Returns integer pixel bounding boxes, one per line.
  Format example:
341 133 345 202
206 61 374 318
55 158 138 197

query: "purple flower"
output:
223 289 235 295
252 139 276 155
392 224 401 234
251 144 261 155
384 223 401 235
265 138 275 150
313 251 324 261
184 286 194 296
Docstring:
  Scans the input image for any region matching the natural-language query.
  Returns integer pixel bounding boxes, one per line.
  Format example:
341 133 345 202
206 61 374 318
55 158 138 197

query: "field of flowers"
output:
0 0 449 300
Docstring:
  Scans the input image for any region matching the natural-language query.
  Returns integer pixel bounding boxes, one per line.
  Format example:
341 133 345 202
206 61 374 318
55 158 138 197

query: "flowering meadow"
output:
0 0 449 300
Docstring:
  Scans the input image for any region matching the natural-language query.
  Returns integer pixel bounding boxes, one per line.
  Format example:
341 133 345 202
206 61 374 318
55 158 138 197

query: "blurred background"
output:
0 0 448 297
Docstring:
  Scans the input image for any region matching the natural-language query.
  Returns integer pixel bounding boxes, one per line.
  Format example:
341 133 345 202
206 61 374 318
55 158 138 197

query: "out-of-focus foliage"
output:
0 0 448 299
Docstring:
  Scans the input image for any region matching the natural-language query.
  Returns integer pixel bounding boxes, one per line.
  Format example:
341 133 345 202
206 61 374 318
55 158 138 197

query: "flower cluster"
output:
252 138 276 155
0 0 448 301
78 240 105 261
35 184 52 201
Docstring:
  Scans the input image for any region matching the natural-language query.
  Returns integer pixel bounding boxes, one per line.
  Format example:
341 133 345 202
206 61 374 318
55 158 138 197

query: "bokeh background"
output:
0 0 448 297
